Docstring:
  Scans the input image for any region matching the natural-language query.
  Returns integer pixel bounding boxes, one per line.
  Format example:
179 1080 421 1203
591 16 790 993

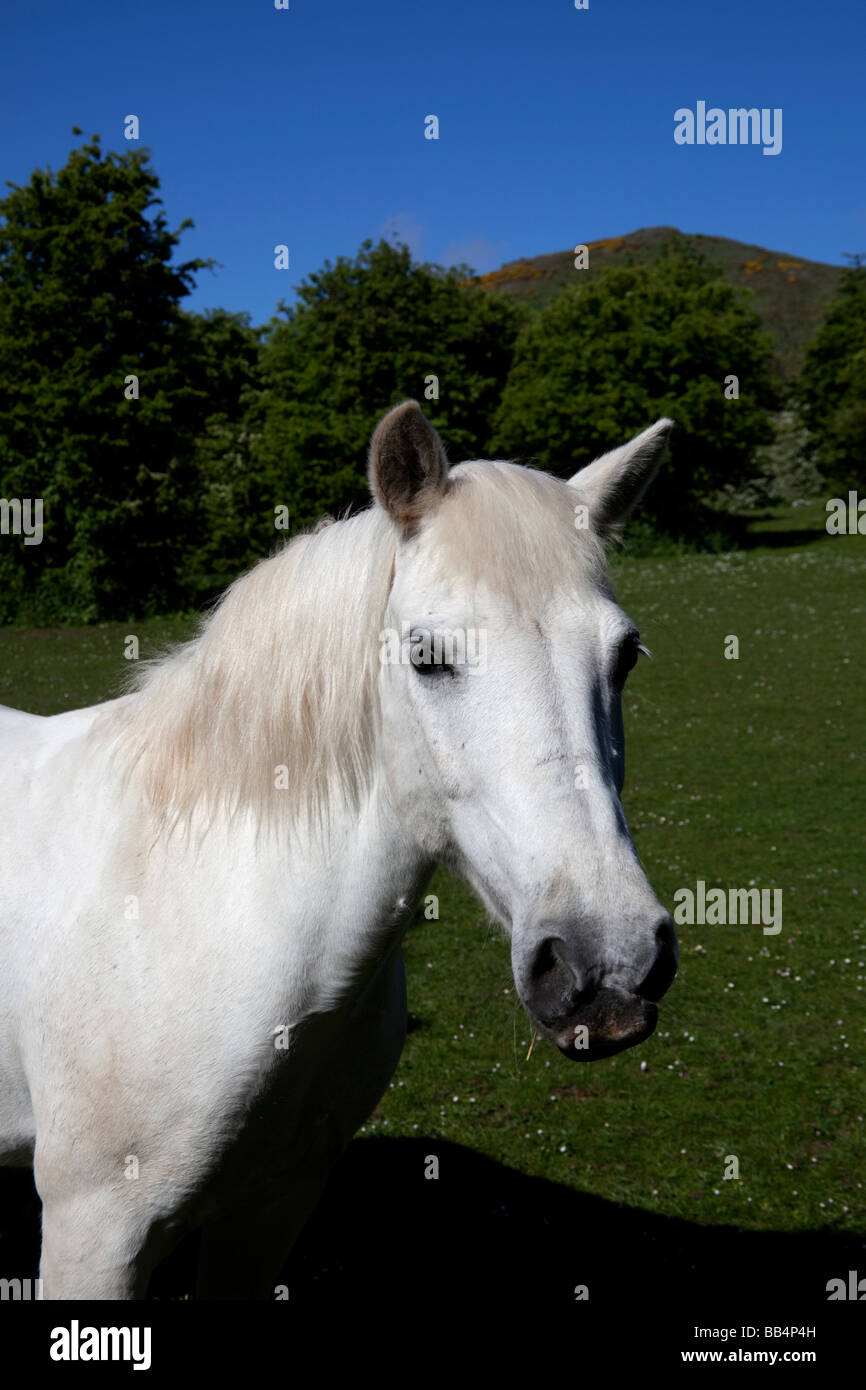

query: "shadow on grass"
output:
735 519 831 550
280 1137 865 1310
3 1140 863 1309
617 506 831 559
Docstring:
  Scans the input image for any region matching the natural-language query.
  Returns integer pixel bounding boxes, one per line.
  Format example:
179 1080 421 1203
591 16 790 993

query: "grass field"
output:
1 500 863 1290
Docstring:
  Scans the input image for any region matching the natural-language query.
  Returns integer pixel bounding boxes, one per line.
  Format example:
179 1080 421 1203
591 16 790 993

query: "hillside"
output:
467 227 843 380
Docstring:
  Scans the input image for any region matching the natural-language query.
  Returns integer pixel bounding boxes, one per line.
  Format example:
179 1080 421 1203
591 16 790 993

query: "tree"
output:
490 237 781 538
252 238 525 532
0 134 214 621
156 307 262 605
796 256 866 493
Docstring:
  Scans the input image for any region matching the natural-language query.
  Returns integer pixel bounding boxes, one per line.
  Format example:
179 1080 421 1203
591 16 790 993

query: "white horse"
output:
0 401 678 1299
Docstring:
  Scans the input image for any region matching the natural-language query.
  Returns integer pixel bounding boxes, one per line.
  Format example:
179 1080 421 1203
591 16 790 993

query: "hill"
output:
466 226 843 380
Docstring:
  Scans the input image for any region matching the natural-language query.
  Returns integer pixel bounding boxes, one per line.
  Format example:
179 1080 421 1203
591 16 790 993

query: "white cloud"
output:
438 236 509 274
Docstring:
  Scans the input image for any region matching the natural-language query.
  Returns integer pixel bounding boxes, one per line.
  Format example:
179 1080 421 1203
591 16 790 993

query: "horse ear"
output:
368 400 449 534
568 419 674 535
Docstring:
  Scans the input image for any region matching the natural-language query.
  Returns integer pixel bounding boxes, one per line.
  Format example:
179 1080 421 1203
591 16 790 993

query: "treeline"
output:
0 136 862 623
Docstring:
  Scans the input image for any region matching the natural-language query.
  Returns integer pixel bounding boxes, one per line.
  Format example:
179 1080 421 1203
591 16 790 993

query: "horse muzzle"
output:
516 919 677 1062
535 985 659 1061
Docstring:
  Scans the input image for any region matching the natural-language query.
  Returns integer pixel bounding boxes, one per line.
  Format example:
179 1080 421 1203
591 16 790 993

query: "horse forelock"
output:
428 459 608 601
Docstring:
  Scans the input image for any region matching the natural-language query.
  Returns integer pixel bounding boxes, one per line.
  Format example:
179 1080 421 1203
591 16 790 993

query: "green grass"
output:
1 507 863 1237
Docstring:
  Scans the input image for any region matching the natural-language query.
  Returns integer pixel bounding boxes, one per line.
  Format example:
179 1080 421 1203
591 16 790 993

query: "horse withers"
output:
0 401 677 1298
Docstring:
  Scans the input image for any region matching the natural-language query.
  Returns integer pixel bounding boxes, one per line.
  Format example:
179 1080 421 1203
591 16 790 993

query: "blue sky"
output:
1 0 863 327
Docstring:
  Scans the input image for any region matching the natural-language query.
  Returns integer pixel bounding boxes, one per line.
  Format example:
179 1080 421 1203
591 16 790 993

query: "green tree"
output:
158 307 263 605
0 133 214 621
796 256 866 493
253 238 525 532
490 237 781 538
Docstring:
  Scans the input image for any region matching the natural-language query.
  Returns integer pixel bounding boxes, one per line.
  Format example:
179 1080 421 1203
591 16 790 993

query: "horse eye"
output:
612 638 640 687
410 635 455 677
411 650 448 674
412 655 455 676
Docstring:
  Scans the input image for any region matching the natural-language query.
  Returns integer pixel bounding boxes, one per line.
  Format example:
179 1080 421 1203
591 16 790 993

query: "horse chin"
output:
536 987 659 1063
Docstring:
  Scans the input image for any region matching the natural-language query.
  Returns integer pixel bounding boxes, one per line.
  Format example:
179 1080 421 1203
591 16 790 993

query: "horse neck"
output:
256 773 432 1015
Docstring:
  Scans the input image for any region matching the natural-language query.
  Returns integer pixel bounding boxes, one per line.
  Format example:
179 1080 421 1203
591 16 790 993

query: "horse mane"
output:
98 460 607 836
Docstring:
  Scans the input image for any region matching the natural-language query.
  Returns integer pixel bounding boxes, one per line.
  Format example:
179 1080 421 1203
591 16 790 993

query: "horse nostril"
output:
530 936 562 982
638 917 678 1002
528 936 586 1023
656 915 677 958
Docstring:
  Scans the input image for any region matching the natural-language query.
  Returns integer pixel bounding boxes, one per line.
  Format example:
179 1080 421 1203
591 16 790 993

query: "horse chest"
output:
203 944 408 1199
